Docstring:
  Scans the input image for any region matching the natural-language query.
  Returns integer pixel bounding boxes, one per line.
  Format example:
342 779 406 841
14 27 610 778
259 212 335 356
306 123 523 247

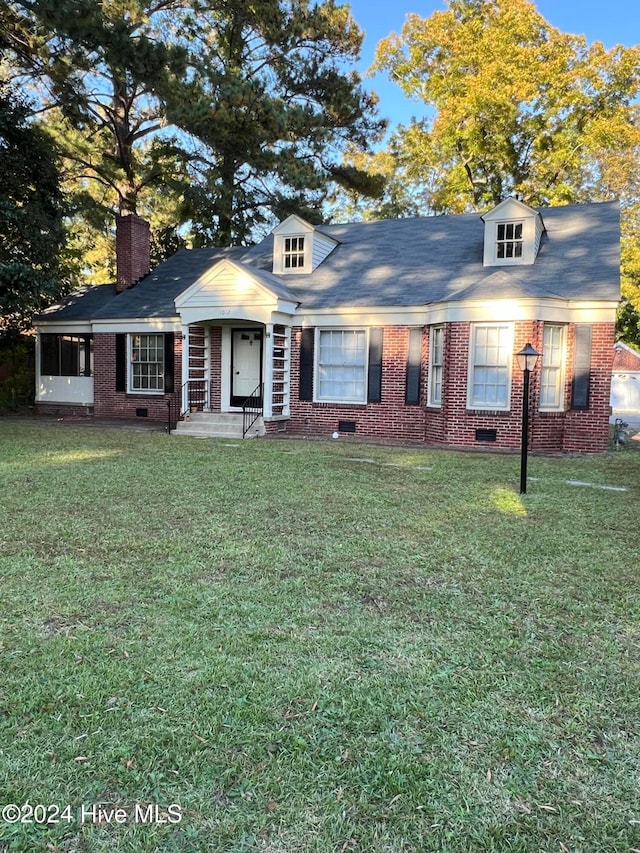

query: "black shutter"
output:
367 328 383 403
571 325 592 410
164 333 175 394
115 333 127 392
299 328 314 401
405 328 422 405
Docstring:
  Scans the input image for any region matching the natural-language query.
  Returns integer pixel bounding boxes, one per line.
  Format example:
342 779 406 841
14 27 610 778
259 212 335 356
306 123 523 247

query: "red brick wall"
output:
210 327 222 410
283 320 613 452
562 323 614 452
613 343 640 371
93 332 182 421
116 215 150 292
287 325 427 442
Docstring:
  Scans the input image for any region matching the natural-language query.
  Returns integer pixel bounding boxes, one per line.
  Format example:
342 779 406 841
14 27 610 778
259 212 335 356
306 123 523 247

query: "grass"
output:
0 421 639 852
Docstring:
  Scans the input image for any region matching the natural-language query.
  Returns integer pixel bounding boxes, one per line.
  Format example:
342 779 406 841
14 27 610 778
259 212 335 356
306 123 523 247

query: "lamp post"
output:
516 342 540 495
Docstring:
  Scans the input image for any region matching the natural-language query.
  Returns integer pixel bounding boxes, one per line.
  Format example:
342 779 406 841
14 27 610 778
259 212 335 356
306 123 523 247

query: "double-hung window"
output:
540 324 566 410
283 236 305 270
496 222 523 260
468 323 513 410
316 329 367 403
428 326 444 407
130 333 164 392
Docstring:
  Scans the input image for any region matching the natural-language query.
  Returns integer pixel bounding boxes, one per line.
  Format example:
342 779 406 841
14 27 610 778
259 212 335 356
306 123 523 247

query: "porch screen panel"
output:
40 334 58 375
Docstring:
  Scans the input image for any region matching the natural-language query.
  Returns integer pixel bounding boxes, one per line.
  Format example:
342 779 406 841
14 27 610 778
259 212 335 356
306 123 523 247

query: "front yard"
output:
0 422 639 852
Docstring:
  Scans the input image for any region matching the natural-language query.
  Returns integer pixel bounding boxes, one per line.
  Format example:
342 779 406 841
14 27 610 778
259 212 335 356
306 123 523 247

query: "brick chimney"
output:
116 213 151 292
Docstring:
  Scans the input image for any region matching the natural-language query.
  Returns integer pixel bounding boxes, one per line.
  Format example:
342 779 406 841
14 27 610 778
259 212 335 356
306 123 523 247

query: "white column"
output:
283 325 292 417
263 323 274 418
204 325 211 410
180 322 189 412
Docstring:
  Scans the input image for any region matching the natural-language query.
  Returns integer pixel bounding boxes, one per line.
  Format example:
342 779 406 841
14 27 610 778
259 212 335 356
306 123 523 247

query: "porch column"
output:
263 323 274 418
283 325 292 417
180 322 189 413
204 325 212 410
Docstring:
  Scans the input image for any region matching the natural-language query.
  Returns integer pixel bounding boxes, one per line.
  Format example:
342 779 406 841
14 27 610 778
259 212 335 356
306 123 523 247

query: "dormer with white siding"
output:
272 215 338 275
481 198 545 267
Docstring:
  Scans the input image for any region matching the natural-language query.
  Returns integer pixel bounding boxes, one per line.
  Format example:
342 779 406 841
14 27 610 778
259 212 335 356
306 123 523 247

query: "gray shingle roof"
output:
36 201 620 323
36 284 118 322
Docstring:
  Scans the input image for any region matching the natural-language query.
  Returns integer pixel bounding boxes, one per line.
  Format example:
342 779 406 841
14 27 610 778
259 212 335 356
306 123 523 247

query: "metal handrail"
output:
242 383 263 438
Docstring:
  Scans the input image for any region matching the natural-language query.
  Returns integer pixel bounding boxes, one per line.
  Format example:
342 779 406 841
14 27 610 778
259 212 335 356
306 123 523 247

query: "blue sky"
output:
347 0 640 134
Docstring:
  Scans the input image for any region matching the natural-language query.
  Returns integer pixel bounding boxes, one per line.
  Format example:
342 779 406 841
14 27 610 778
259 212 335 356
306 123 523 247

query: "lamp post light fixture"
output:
516 342 540 494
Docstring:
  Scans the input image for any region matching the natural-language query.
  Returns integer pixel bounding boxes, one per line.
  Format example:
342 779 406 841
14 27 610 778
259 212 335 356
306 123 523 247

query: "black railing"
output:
242 383 263 438
166 396 180 433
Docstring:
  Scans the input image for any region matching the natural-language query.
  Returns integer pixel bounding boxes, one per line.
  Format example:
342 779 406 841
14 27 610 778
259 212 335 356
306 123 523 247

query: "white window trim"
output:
314 327 369 405
128 333 165 395
467 323 514 411
427 325 444 408
274 233 312 274
539 324 567 412
494 220 524 264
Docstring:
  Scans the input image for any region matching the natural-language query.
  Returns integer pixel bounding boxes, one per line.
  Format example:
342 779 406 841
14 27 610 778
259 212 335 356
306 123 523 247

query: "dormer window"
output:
496 222 523 259
284 236 305 270
481 198 544 267
272 214 338 275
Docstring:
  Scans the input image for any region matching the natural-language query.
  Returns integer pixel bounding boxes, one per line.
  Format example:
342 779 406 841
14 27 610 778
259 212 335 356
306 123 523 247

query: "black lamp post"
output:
516 342 540 494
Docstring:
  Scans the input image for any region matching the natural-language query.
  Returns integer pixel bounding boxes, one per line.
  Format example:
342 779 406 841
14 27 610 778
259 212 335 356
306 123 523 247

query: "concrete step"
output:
172 413 264 439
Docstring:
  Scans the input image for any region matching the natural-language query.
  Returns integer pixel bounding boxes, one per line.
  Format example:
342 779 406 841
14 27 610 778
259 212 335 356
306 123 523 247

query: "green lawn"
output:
1 422 639 853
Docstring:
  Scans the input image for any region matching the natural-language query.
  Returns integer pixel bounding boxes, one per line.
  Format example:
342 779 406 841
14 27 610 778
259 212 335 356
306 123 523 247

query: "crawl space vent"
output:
338 420 356 434
136 408 148 418
475 428 497 442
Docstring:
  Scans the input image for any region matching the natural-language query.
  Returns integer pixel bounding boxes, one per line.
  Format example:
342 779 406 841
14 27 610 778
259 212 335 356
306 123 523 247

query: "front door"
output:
231 328 263 408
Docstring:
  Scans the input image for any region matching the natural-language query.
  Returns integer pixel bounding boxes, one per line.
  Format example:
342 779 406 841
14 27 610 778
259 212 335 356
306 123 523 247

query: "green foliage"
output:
5 0 385 259
372 0 640 213
370 0 640 342
0 82 66 334
616 298 640 349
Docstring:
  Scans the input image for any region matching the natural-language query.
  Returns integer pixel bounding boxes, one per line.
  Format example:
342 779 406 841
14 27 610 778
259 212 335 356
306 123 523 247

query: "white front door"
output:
231 328 263 407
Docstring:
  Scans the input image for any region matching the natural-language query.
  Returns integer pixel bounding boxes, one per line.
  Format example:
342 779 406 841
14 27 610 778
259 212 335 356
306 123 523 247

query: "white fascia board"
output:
299 305 432 327
34 320 93 334
481 197 539 221
298 299 618 327
178 302 298 327
91 318 181 333
425 298 618 324
271 214 315 236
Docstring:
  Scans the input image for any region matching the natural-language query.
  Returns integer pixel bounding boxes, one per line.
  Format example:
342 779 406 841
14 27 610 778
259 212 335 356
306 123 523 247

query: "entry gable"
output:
175 258 297 319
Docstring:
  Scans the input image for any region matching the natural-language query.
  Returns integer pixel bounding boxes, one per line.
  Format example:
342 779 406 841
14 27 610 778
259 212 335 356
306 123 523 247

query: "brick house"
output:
35 198 620 451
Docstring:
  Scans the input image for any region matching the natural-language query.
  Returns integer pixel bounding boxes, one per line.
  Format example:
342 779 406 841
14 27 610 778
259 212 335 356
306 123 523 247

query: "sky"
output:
346 0 640 135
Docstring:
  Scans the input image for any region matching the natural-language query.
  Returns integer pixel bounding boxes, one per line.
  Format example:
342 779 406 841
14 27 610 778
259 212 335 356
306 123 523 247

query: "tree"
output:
4 0 384 258
168 0 385 245
371 0 640 337
0 81 66 336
